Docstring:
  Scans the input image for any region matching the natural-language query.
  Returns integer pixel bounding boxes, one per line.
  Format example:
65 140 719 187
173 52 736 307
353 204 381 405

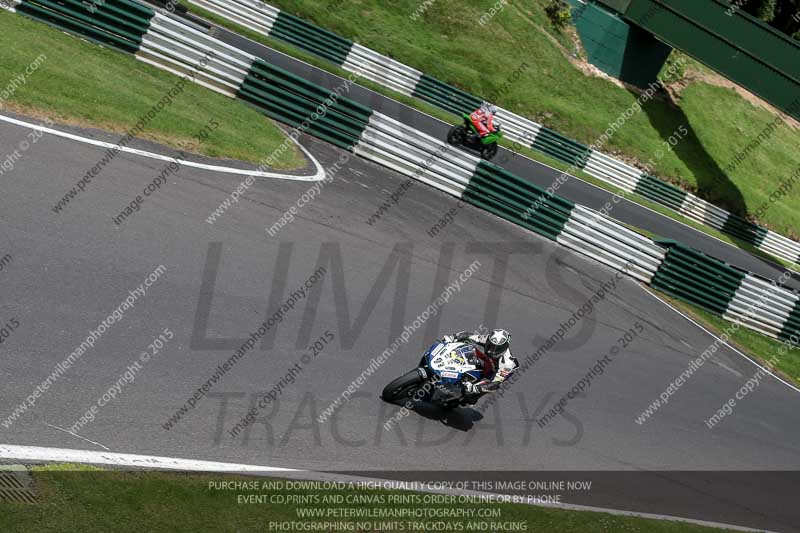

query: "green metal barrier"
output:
633 174 688 212
463 161 575 241
237 59 372 151
720 214 768 247
412 74 483 116
651 240 746 315
17 0 154 53
270 11 353 65
531 127 592 168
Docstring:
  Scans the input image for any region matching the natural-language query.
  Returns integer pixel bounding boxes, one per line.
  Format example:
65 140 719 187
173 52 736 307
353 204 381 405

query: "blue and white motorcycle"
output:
381 340 483 409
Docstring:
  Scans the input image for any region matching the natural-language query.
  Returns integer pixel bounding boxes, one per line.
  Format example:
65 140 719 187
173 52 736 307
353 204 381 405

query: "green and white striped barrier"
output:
726 273 800 342
652 242 800 344
184 0 800 267
12 0 799 347
138 11 254 97
558 205 666 284
354 112 479 198
588 149 800 266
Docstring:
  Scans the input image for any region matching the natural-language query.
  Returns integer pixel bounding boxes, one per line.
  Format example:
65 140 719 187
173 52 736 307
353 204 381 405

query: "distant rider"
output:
441 328 518 401
469 102 500 138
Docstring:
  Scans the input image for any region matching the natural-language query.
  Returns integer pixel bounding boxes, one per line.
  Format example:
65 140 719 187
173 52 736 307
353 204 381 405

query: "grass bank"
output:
0 465 737 532
0 11 304 169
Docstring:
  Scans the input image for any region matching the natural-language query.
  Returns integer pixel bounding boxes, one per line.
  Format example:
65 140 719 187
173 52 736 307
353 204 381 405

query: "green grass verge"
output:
0 467 738 532
653 291 800 385
0 11 304 169
677 82 800 239
230 0 798 237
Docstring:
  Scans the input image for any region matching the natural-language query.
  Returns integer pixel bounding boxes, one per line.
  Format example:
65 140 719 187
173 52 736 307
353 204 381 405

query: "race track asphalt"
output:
0 114 798 531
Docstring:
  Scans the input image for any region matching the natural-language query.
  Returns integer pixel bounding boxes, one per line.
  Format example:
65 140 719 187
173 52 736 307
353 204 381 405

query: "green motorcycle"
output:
446 113 503 160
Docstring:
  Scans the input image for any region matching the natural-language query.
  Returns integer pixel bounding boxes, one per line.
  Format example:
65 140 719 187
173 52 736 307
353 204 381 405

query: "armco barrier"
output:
464 161 575 242
353 112 479 198
138 12 254 97
558 205 666 284
238 59 372 151
652 242 747 316
531 127 592 168
652 242 800 344
412 74 483 116
185 0 800 267
11 1 800 347
727 273 800 343
16 0 154 53
346 43 424 99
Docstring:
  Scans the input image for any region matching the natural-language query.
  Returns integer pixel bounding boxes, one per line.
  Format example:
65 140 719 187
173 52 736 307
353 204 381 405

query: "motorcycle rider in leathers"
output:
469 102 500 138
441 328 518 403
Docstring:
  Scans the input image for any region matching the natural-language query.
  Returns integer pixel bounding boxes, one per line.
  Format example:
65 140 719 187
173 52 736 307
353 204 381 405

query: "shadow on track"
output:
394 399 484 432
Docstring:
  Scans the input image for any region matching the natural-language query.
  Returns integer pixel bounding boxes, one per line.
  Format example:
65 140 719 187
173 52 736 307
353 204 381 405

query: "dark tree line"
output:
738 0 800 40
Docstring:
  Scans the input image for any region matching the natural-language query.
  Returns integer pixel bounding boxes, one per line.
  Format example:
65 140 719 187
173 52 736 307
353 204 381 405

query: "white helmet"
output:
481 102 497 114
486 329 510 358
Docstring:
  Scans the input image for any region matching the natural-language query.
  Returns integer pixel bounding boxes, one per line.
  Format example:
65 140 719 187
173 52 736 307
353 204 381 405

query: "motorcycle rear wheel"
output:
381 369 425 403
447 125 466 146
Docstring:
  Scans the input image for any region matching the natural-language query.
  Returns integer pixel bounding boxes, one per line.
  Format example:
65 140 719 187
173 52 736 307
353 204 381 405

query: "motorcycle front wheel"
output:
481 143 498 160
381 369 425 403
447 125 466 146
